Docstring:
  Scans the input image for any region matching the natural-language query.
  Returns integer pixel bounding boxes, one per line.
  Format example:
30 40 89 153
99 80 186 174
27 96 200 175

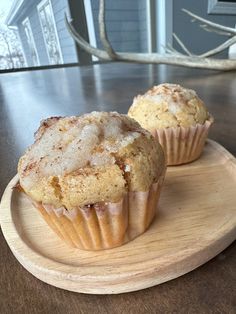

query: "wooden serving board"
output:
0 140 236 294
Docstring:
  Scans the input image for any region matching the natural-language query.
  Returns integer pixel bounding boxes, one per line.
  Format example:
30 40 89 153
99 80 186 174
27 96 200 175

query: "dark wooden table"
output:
0 63 235 314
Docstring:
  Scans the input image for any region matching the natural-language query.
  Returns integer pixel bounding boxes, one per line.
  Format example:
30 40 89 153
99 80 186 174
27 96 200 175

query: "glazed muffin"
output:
128 83 214 165
18 112 166 250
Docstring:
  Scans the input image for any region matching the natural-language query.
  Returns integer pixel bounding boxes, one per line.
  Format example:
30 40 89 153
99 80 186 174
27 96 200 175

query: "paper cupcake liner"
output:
152 118 213 166
32 171 165 251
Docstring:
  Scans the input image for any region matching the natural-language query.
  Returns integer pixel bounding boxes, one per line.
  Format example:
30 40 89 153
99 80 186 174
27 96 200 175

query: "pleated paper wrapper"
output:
32 172 165 251
152 118 213 166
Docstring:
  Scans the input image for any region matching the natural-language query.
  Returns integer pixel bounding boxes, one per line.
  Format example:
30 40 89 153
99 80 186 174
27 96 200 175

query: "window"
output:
22 17 39 66
37 0 63 65
208 0 236 14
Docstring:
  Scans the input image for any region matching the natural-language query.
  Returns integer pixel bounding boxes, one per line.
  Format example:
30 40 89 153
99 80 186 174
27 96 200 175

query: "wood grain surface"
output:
0 140 236 295
0 63 236 313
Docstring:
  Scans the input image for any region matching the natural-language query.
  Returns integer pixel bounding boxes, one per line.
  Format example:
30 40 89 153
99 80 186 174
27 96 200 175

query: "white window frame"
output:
22 17 40 66
155 0 173 54
83 0 98 61
37 0 63 64
208 0 236 15
146 0 153 53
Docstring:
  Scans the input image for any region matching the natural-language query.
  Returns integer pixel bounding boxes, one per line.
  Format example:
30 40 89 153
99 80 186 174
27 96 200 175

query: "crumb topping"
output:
128 83 210 129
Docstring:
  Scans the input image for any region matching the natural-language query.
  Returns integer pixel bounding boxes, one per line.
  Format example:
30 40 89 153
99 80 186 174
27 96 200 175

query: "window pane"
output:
0 1 26 70
39 2 62 65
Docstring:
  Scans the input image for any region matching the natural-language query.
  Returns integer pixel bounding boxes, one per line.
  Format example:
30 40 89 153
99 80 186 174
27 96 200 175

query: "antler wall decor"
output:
65 0 236 71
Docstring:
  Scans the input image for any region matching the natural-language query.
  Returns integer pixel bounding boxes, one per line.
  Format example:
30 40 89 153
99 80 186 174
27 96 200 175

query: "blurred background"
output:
0 0 235 71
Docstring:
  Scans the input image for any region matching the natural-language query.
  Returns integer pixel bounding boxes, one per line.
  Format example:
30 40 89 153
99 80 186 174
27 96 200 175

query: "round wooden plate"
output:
0 140 236 294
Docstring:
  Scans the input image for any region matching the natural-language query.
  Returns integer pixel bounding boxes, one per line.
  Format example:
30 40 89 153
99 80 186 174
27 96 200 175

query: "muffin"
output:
18 112 166 250
128 83 214 165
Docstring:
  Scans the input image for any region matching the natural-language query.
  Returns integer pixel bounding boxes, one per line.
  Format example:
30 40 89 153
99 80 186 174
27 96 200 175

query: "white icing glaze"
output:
20 112 142 189
124 164 131 172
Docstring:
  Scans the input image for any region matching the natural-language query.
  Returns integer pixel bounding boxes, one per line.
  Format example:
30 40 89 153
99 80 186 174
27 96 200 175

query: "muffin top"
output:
18 112 165 209
128 83 210 130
